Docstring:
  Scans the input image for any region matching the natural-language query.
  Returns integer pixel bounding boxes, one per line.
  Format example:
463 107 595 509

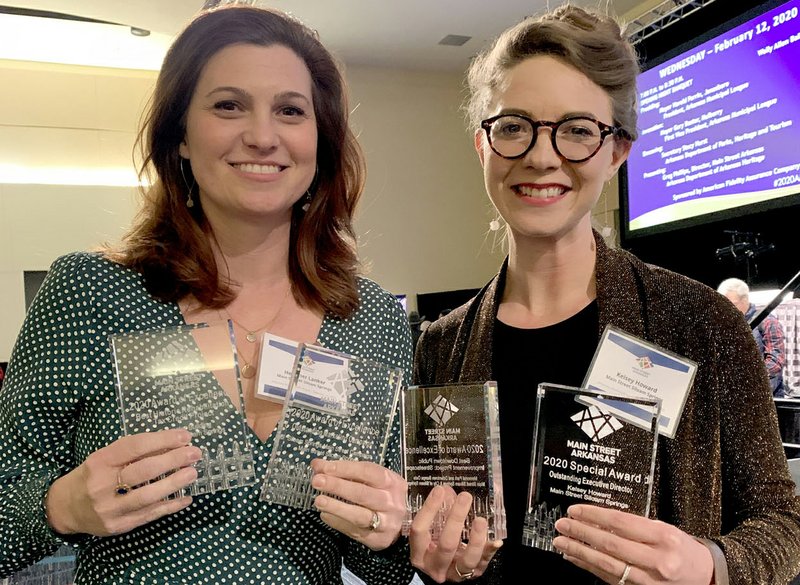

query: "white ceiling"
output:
1 0 653 71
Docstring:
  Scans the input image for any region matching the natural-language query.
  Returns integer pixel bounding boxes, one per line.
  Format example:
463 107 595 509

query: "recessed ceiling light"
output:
438 34 471 47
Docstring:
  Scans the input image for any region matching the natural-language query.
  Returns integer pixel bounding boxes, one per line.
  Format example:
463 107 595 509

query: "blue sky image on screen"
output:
625 0 800 234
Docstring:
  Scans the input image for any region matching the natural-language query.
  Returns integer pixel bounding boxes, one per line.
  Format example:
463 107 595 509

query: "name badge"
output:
582 325 697 439
256 333 353 415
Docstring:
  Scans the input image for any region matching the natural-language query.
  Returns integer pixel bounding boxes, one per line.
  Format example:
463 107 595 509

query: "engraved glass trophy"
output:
111 320 256 496
260 343 403 509
400 382 506 541
523 383 659 551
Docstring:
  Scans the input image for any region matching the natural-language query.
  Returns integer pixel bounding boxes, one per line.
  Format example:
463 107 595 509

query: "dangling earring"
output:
483 214 506 255
180 158 195 208
301 165 319 212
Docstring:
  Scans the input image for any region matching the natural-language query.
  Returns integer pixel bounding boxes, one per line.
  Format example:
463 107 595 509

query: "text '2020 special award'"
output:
523 383 659 551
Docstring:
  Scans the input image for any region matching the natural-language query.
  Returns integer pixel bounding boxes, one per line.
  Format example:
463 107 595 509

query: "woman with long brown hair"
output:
0 5 414 583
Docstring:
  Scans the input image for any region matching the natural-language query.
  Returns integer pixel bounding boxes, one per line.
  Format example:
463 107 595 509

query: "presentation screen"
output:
622 0 800 239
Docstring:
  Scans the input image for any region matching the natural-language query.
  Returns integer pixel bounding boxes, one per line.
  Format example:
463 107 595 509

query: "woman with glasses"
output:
409 5 800 585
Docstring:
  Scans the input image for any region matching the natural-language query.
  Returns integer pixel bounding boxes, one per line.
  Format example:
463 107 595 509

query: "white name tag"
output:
256 333 353 415
582 325 697 439
255 332 299 403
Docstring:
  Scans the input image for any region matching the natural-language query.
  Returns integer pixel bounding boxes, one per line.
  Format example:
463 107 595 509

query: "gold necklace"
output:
225 286 290 343
232 339 258 380
222 286 291 379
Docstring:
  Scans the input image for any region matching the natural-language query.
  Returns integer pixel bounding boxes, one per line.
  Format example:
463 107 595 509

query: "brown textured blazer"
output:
414 232 800 585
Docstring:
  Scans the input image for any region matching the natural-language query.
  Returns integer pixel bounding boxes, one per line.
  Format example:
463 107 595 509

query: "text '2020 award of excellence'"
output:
401 382 506 541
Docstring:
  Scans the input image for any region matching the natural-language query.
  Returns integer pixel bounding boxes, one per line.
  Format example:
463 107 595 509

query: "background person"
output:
0 6 414 584
409 5 800 585
717 277 787 397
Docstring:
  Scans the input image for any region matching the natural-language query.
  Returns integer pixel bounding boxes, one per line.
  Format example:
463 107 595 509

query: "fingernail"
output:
555 518 570 533
552 536 566 551
180 430 192 443
310 459 322 472
457 491 472 504
188 447 202 462
311 474 326 488
567 505 580 518
315 495 329 508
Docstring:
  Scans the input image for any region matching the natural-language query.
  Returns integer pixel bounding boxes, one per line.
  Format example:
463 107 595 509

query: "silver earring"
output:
180 158 195 208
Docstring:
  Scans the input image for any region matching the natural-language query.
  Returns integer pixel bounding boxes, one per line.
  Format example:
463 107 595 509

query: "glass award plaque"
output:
522 383 659 551
111 320 256 496
260 343 403 509
400 382 506 541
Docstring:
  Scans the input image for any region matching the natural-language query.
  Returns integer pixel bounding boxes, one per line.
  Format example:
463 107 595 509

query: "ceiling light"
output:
0 164 148 187
0 12 172 70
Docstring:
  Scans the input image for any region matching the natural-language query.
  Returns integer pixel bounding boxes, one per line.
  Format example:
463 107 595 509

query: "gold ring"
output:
115 469 131 496
617 563 631 585
368 511 381 531
455 564 474 580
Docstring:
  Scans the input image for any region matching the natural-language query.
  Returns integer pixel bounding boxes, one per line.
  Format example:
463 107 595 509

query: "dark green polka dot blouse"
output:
0 252 416 584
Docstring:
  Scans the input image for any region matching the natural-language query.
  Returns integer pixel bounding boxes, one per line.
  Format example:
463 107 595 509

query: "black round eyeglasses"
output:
480 114 631 163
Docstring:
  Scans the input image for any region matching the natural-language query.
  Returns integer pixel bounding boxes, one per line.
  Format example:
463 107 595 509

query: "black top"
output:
416 235 800 584
492 301 599 582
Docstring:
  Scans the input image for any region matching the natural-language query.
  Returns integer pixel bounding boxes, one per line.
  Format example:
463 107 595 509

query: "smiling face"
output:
179 43 318 227
475 55 630 243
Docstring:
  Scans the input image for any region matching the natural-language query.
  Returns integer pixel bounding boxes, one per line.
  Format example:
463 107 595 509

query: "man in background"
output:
718 277 787 397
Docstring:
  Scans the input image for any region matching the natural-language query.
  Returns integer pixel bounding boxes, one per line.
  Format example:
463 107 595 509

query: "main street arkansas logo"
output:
636 355 654 369
571 405 623 442
424 394 459 426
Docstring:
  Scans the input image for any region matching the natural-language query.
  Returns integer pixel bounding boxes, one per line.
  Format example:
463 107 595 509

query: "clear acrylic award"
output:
523 383 659 551
400 382 506 541
260 343 403 509
111 320 256 496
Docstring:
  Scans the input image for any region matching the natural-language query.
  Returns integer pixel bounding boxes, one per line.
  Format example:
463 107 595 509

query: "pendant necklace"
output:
222 286 291 379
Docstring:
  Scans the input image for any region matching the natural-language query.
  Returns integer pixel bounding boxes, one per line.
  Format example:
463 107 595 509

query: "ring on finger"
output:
617 563 632 585
115 468 131 497
368 510 381 532
455 564 474 580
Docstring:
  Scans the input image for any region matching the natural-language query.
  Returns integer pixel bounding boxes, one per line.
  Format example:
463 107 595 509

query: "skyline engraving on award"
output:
522 383 659 551
401 382 506 541
111 320 256 496
260 343 403 509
